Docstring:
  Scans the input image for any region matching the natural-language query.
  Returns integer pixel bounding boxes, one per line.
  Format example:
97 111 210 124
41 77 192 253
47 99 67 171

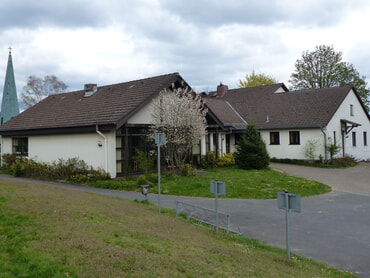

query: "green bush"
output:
180 164 196 176
234 125 270 170
217 153 235 167
69 168 111 184
331 155 357 167
9 160 25 177
201 151 217 168
2 153 18 168
137 174 148 185
135 149 154 174
148 173 158 184
2 155 110 183
51 158 89 180
93 179 138 191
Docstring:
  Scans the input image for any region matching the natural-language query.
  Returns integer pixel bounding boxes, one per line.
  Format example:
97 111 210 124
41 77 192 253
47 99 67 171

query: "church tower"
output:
0 47 19 124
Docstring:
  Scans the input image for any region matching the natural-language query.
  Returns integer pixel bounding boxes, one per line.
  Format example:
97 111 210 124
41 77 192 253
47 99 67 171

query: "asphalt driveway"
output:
1 163 370 277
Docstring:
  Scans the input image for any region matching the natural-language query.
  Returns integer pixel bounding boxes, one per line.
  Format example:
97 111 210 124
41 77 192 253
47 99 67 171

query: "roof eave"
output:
257 125 326 130
115 73 185 129
0 123 116 136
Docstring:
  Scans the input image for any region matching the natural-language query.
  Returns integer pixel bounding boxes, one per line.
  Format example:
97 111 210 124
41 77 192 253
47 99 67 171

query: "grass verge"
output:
155 166 331 198
0 180 355 278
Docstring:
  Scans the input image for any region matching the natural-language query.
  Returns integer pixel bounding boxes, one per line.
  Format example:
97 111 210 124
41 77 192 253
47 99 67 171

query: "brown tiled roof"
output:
203 98 247 129
206 84 357 129
0 73 184 135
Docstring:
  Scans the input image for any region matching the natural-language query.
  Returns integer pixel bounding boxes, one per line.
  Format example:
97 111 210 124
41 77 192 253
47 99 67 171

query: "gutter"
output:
320 126 328 162
96 125 108 173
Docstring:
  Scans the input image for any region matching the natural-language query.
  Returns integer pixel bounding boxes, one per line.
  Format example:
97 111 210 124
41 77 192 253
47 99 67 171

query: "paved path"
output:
271 162 370 195
1 163 370 277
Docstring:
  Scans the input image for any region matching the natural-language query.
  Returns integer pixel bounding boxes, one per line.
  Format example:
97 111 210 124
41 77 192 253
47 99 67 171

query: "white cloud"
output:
0 0 370 98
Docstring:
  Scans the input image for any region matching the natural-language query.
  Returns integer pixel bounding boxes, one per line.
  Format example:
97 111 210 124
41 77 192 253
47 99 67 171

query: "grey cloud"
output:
0 0 109 30
159 0 368 29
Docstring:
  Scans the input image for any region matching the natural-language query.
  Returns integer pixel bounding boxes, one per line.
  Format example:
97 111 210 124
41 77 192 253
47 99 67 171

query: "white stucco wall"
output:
259 89 370 161
1 137 13 155
2 131 117 178
261 129 325 160
326 89 370 161
127 100 154 124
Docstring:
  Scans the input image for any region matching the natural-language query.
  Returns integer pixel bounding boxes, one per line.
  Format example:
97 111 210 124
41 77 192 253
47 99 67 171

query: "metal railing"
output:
175 200 238 234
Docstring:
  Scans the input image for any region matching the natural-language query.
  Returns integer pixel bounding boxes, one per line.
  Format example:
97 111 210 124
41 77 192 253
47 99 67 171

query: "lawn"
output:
154 166 331 199
0 180 355 278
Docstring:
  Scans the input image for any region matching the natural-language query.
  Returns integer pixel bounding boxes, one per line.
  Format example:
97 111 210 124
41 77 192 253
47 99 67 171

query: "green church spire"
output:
0 47 19 124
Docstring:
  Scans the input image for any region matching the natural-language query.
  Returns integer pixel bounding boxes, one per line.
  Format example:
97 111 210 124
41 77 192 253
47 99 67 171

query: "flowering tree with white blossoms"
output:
151 87 208 172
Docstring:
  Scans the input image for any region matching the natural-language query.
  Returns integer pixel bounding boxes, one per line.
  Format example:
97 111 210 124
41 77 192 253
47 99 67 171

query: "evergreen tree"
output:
235 125 270 170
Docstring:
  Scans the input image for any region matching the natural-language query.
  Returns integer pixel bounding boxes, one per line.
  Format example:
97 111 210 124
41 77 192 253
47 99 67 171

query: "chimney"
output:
83 83 98 97
84 83 97 91
216 83 228 97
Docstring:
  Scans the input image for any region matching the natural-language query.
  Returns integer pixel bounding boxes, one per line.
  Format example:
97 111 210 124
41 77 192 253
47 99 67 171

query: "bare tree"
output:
150 87 208 172
21 75 68 109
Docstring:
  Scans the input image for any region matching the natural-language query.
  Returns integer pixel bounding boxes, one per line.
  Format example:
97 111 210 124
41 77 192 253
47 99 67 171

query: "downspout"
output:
320 126 328 163
96 125 108 173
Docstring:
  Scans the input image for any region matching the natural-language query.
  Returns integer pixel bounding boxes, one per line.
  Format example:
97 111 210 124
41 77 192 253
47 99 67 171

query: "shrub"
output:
201 151 217 168
69 168 111 184
325 142 342 163
148 173 158 184
137 174 148 185
2 153 18 168
93 179 139 191
303 139 318 161
180 164 196 176
134 149 154 174
9 160 25 177
3 156 110 183
235 125 270 170
331 155 357 167
52 158 89 180
217 153 235 167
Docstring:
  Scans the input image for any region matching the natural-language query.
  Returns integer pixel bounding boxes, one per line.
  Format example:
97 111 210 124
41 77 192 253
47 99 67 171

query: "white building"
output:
202 83 370 162
0 73 369 179
0 73 190 178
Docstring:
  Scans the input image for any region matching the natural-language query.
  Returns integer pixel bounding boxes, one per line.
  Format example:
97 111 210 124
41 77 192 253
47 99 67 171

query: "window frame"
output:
12 137 28 156
350 104 354 116
269 131 280 145
364 131 368 146
352 132 357 147
289 131 300 145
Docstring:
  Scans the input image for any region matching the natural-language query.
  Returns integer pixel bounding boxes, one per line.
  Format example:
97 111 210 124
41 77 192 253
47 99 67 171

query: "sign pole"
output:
285 192 290 260
278 191 301 260
157 141 161 213
155 133 166 214
210 180 226 234
215 186 219 233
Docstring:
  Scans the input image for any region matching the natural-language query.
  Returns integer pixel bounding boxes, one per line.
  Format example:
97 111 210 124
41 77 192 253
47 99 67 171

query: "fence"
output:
175 200 239 234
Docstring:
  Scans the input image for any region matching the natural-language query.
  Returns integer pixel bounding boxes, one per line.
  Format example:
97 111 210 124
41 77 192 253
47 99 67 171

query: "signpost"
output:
277 191 301 259
155 133 166 213
210 180 226 233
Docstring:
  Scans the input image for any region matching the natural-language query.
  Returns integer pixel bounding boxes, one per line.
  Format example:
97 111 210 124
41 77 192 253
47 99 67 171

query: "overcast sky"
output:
1 0 370 98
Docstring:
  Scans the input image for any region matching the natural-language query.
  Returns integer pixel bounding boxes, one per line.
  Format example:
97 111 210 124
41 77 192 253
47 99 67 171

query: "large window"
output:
270 132 280 145
289 131 300 145
13 137 28 156
116 127 155 175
